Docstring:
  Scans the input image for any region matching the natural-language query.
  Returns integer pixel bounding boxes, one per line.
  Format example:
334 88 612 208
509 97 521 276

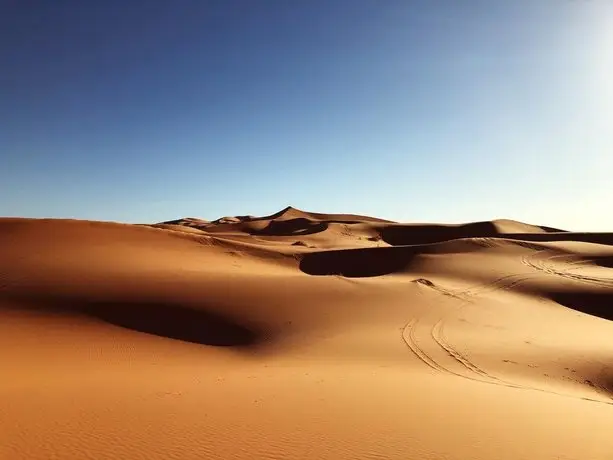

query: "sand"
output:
1 206 612 459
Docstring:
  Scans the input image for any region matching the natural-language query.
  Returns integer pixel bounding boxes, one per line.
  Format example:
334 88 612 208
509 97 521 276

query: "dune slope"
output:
1 208 613 460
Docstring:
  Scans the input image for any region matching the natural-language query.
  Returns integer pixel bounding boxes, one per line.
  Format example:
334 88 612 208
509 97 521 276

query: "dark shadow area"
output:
592 256 613 269
4 294 261 347
83 300 259 346
549 291 613 322
380 221 500 246
250 218 328 236
379 222 613 248
300 246 419 277
538 225 567 233
504 233 613 246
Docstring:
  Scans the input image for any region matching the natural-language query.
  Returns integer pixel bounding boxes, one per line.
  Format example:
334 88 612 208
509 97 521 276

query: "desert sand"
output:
1 206 612 459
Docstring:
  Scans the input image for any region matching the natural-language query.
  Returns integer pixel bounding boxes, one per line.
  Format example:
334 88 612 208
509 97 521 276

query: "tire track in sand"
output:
521 251 613 288
401 277 613 406
401 284 503 383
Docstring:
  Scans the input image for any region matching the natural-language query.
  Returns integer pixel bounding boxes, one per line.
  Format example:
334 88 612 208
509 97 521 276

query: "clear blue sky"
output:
2 1 612 230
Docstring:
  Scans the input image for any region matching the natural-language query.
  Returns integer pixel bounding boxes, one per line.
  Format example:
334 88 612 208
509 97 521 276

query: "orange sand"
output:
1 207 612 459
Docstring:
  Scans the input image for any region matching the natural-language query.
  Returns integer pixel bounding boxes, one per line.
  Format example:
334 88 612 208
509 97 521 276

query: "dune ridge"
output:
1 207 613 460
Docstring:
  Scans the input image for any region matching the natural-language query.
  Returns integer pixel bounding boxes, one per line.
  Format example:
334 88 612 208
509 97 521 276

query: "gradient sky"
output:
2 1 612 230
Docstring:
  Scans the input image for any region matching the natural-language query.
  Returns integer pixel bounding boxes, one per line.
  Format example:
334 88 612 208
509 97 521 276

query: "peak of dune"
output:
260 206 396 224
264 206 309 220
279 205 301 214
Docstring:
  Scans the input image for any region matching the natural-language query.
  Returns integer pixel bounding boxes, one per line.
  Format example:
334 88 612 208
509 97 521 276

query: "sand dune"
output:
1 207 613 459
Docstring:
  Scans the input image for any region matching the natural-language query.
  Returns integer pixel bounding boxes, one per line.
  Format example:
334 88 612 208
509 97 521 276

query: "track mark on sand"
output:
431 319 499 381
401 317 446 373
401 283 500 383
401 278 613 406
521 251 613 288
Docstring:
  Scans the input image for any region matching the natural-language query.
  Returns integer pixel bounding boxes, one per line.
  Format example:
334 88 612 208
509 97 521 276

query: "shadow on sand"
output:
550 291 613 322
249 218 328 237
5 294 261 347
300 246 419 277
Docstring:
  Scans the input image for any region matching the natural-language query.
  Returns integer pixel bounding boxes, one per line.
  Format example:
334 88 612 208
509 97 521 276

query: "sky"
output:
1 0 612 230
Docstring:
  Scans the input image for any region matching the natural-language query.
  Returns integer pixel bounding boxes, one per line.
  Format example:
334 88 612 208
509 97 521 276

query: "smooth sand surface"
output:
2 207 613 459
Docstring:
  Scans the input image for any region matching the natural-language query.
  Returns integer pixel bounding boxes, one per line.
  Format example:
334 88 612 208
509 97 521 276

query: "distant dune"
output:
1 207 613 459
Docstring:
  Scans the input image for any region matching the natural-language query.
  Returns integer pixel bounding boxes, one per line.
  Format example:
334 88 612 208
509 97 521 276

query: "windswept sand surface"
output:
2 207 613 459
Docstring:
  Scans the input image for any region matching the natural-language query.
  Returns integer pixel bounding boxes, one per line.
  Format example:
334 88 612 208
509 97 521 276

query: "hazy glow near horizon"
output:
1 1 611 231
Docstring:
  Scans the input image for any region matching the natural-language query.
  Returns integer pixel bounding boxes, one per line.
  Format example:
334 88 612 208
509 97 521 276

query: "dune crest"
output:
2 208 613 460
